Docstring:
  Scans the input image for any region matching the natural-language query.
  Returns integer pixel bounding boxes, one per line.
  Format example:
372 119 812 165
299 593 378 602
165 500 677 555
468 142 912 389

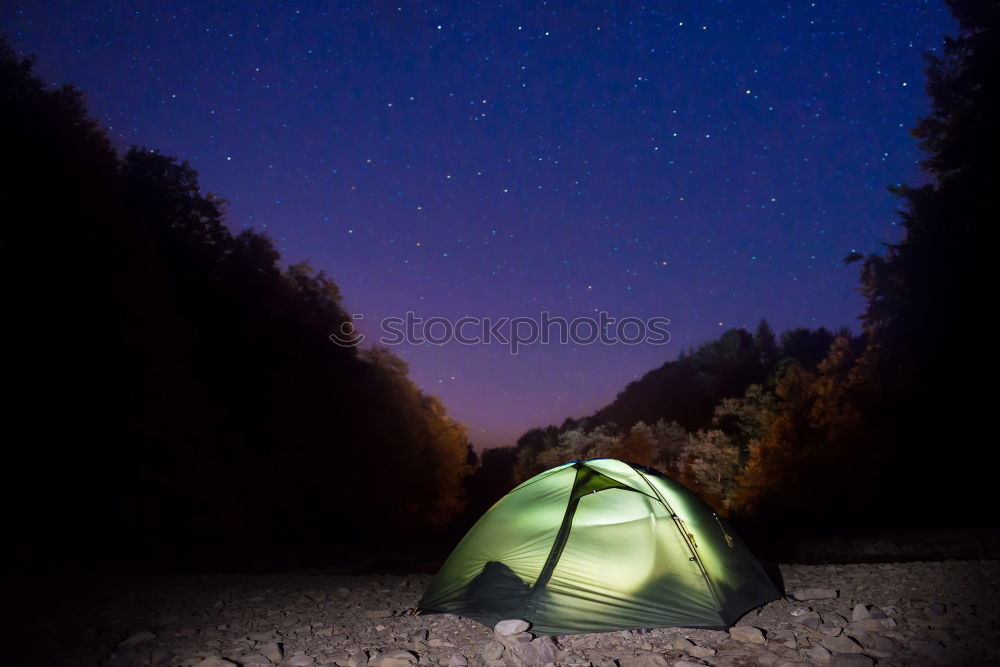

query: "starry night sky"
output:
3 1 955 449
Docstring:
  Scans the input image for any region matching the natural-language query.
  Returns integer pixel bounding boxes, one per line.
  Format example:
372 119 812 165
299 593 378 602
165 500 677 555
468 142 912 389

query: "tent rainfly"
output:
419 458 778 635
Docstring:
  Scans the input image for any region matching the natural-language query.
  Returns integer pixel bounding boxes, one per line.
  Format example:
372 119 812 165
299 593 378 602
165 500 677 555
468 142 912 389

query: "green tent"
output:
419 458 778 635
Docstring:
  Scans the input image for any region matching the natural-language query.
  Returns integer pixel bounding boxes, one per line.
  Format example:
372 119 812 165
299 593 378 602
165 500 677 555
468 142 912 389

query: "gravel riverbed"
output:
12 560 999 667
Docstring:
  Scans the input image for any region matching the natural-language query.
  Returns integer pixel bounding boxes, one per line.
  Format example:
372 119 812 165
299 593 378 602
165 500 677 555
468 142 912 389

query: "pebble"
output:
195 659 237 667
851 604 870 621
821 635 863 654
21 562 996 667
371 649 417 667
802 644 831 663
259 642 283 663
729 626 765 644
494 619 530 636
480 640 504 661
506 636 558 666
620 655 669 667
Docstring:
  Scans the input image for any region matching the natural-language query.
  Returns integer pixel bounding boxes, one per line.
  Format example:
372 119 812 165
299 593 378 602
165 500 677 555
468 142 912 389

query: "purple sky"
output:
3 1 955 449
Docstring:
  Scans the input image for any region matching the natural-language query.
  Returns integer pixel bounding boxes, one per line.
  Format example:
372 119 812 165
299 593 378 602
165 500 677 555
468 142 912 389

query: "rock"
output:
316 627 334 637
790 607 811 616
851 604 871 621
249 632 277 642
729 626 765 644
195 659 237 667
494 619 531 636
847 619 884 634
757 653 782 665
802 645 831 664
826 613 848 628
240 656 272 666
259 642 283 663
869 635 894 651
796 611 822 629
288 657 315 666
821 635 863 654
672 638 694 651
481 640 504 661
620 655 669 667
673 662 704 667
429 638 456 647
342 650 368 667
448 655 468 667
828 656 873 667
506 636 558 667
364 610 394 619
120 631 157 647
792 588 838 601
496 631 533 650
371 650 417 667
689 645 715 658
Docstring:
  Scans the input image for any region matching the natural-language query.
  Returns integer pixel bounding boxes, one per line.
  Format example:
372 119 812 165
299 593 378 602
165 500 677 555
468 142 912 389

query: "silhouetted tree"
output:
3 39 471 570
849 0 997 521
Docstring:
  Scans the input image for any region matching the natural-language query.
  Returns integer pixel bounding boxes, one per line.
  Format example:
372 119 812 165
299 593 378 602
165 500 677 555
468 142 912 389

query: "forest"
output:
4 0 996 571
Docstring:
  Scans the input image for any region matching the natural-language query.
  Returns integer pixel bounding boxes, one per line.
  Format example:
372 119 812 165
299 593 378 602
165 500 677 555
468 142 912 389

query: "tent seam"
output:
631 464 727 625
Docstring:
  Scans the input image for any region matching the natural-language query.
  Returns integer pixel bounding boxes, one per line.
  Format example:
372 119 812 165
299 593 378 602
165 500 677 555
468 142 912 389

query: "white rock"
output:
689 645 716 657
851 604 871 621
288 656 315 666
494 619 531 636
448 654 468 667
672 638 694 651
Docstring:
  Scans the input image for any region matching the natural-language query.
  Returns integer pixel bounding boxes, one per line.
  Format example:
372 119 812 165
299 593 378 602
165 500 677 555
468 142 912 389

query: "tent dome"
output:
419 458 778 635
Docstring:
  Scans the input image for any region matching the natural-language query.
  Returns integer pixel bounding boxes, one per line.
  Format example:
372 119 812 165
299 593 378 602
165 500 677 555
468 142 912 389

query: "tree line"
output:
475 0 996 531
3 39 470 570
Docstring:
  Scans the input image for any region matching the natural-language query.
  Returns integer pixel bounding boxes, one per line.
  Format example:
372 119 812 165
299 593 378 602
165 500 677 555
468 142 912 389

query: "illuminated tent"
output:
419 458 778 635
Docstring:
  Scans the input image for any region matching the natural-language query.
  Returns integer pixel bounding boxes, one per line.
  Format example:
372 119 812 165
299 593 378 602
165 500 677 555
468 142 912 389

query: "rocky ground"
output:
10 560 999 667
